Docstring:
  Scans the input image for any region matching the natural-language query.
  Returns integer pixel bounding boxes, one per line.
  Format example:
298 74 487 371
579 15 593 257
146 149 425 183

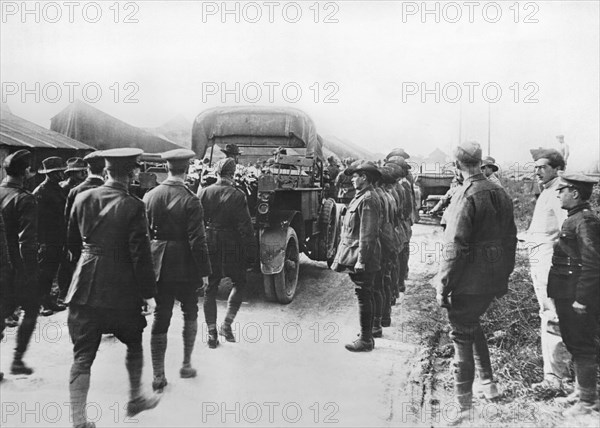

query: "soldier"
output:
60 157 87 193
0 149 40 375
335 157 357 204
65 148 160 428
435 141 517 421
549 172 599 417
222 143 242 164
59 151 106 297
33 157 68 316
481 156 502 187
143 149 212 392
197 158 255 348
526 148 571 391
0 213 11 381
331 161 381 352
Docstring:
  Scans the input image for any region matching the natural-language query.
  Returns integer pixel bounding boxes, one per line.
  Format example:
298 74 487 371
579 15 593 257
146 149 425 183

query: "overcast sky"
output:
1 1 599 170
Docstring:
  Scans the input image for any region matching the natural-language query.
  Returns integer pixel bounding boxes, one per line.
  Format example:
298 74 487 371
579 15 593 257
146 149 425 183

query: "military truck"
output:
191 106 343 303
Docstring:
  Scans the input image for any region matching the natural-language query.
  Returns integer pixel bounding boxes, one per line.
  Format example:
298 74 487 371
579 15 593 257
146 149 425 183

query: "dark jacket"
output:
197 178 255 272
437 174 517 296
65 176 104 221
65 181 157 310
0 178 39 301
33 178 66 249
332 184 381 273
143 178 212 283
548 203 600 306
0 212 13 299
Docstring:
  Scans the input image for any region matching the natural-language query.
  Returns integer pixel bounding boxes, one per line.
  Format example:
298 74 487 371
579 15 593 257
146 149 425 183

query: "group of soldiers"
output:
0 138 598 427
0 147 254 428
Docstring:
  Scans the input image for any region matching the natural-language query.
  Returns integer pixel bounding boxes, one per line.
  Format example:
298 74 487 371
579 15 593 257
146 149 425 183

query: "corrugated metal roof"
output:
0 111 93 150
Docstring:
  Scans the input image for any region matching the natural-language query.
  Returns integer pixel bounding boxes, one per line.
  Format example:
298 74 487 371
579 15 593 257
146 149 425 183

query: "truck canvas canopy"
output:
191 106 324 162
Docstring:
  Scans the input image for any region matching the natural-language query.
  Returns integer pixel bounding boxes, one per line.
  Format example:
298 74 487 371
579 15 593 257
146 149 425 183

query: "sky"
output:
1 0 599 170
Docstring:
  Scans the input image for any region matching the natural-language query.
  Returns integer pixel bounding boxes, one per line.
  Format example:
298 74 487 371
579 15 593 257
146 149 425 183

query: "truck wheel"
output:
263 274 278 302
317 198 337 261
274 227 300 304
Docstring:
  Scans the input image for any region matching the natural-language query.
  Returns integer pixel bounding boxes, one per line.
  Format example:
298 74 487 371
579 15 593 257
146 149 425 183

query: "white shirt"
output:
526 177 567 246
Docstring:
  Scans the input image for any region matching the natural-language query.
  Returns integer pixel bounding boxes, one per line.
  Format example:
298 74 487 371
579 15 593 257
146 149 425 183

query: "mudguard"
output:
259 210 302 275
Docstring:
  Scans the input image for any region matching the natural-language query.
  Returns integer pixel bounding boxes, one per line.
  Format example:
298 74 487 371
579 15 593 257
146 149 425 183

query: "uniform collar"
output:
464 173 486 184
217 177 235 187
355 184 373 197
104 180 129 192
567 202 591 217
162 176 185 186
1 176 25 188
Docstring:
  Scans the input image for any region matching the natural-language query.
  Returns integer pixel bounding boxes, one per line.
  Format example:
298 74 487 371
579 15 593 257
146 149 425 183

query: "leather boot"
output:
372 317 383 338
11 351 33 375
473 329 499 400
69 372 91 427
150 333 168 391
180 320 197 378
219 323 236 343
563 359 599 417
345 337 374 352
207 328 219 349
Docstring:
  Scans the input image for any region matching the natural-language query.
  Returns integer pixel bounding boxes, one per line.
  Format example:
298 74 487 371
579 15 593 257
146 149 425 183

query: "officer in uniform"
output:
332 160 381 352
143 149 212 391
34 157 68 316
65 148 160 428
435 141 517 422
60 157 88 193
197 158 255 348
549 172 599 417
0 149 39 376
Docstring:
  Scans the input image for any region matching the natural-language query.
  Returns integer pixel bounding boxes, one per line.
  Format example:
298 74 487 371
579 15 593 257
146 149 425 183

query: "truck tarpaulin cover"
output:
191 106 324 161
50 100 182 153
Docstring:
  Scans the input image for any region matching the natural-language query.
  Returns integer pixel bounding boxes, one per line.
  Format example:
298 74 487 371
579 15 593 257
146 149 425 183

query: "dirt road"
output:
2 224 597 428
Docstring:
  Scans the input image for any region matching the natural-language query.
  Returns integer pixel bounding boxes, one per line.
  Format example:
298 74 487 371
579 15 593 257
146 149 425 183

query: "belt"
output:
82 243 103 255
552 256 582 267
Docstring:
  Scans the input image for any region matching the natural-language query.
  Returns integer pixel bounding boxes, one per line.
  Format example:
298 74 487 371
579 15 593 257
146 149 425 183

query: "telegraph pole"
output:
487 102 491 156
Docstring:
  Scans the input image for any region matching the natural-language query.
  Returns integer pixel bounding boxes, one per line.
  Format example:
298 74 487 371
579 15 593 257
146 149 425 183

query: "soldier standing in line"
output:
435 141 517 423
0 150 40 376
331 161 381 352
549 172 599 417
197 158 255 348
34 156 68 316
65 148 160 428
335 157 357 204
60 157 87 193
525 148 571 391
143 149 212 391
0 197 13 381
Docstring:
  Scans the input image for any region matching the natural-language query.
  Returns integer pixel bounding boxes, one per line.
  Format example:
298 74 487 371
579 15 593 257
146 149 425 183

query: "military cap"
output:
65 157 87 172
481 156 499 172
386 148 411 160
386 156 412 171
161 148 196 161
378 166 397 184
103 148 143 172
222 143 242 155
344 160 382 180
530 148 562 162
3 149 32 171
83 151 103 161
384 162 405 179
556 171 598 192
216 158 236 176
453 141 482 164
38 156 67 173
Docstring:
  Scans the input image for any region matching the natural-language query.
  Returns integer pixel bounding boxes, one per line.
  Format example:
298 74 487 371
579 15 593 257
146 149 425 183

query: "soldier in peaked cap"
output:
197 157 255 348
60 157 88 193
526 147 571 391
143 149 212 391
33 157 68 316
65 147 160 427
435 141 517 422
332 161 382 352
0 149 40 376
60 152 106 303
549 172 600 417
481 156 502 187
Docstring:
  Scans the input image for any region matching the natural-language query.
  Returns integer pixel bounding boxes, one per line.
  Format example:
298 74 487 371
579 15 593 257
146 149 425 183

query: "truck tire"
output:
274 227 300 304
263 274 278 302
316 198 337 262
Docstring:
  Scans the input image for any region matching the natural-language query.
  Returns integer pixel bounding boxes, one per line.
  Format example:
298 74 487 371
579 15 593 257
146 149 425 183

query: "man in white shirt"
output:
526 148 571 391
